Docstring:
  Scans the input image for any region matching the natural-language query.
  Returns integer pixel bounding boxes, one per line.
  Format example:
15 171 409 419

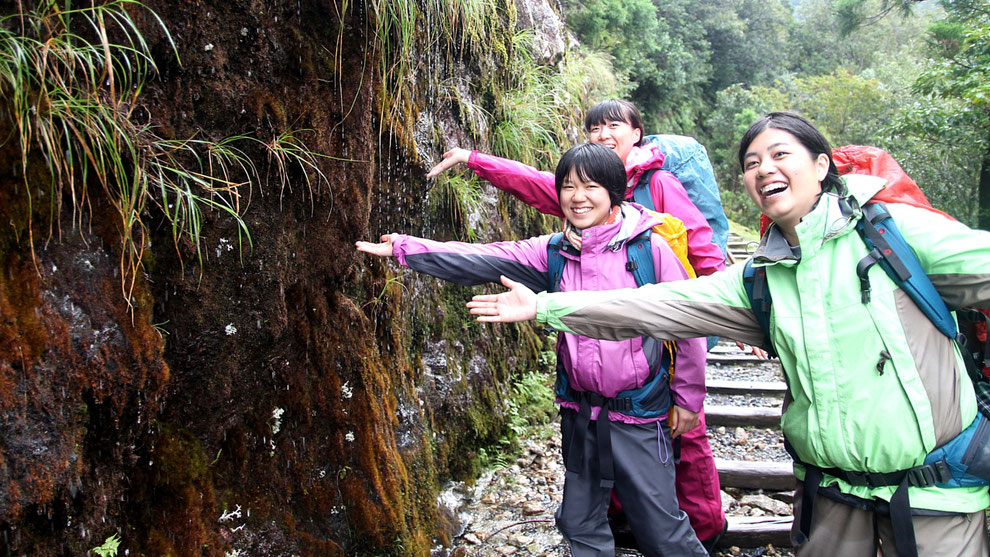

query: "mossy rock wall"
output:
0 0 560 554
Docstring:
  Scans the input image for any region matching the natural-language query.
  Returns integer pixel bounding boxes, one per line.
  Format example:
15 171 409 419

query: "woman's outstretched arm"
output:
470 266 767 347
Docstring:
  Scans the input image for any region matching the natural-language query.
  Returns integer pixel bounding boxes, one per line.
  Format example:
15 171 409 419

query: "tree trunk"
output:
979 144 990 231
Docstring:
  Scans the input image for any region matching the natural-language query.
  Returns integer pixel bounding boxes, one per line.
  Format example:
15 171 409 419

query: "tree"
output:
833 0 928 34
894 0 990 228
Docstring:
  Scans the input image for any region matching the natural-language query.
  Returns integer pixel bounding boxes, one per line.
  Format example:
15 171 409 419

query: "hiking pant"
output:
674 408 726 541
556 408 707 557
792 484 990 556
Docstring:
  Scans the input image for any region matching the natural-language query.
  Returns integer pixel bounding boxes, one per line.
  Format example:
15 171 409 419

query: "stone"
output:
511 0 569 64
464 533 483 545
740 493 792 516
734 427 749 444
522 501 546 516
720 489 737 513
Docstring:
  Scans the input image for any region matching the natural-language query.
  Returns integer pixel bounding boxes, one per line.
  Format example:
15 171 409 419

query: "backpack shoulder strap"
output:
743 259 777 358
547 233 566 293
625 230 656 287
854 202 957 339
632 169 657 211
853 202 990 386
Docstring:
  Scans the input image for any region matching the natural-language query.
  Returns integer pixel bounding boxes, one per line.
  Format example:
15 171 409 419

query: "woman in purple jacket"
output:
358 144 708 556
426 99 727 550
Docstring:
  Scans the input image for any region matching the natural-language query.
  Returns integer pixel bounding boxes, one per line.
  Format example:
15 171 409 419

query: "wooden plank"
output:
706 405 780 428
706 353 779 365
721 515 793 548
708 379 787 397
715 458 795 491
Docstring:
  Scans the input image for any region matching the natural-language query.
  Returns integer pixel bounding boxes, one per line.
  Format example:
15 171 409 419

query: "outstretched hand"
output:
355 234 398 257
426 148 471 179
467 275 538 323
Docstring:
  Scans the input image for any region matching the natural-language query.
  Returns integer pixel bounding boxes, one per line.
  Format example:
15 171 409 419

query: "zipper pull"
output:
876 350 892 375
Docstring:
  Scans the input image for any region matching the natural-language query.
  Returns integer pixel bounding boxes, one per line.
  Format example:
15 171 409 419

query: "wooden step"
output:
715 458 795 490
706 353 779 365
708 379 787 397
721 515 793 548
705 405 781 428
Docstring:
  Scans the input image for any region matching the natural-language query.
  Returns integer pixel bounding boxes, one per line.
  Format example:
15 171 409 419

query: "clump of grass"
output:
1 1 333 305
428 173 487 241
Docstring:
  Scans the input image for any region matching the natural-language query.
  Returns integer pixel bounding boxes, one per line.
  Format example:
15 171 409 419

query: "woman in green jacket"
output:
467 112 990 556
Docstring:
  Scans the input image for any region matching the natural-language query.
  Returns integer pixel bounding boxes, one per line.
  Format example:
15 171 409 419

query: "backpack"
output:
641 134 729 258
742 198 990 557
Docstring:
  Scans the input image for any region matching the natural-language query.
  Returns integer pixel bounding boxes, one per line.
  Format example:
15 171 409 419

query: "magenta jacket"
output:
467 145 726 277
391 204 706 423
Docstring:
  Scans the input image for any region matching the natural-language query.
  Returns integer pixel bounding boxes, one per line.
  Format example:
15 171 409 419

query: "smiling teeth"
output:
572 208 592 214
761 183 788 196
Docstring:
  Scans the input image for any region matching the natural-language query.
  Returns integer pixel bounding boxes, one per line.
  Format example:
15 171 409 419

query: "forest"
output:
554 0 990 230
0 0 987 555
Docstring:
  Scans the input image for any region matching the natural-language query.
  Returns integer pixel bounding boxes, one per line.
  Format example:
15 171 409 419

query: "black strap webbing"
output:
785 438 952 557
565 392 622 489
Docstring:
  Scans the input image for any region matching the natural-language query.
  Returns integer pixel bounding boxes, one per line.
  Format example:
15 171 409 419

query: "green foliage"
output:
899 0 990 227
489 31 625 168
479 368 555 469
834 0 927 35
560 0 715 130
701 0 794 95
90 534 121 557
427 173 488 241
491 30 572 169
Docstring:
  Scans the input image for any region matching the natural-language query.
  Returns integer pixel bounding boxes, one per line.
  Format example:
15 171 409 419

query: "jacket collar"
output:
562 203 659 255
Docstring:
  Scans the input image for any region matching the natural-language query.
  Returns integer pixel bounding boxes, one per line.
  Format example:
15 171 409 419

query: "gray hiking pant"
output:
555 408 707 557
793 484 990 556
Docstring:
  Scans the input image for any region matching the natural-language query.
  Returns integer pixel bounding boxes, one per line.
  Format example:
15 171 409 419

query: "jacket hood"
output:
625 143 665 188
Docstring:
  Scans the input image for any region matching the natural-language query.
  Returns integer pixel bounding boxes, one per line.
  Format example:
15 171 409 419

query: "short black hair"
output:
584 99 645 147
555 143 627 207
738 112 843 194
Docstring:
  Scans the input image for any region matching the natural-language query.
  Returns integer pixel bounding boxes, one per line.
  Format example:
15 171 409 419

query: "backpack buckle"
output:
626 261 638 272
906 461 951 488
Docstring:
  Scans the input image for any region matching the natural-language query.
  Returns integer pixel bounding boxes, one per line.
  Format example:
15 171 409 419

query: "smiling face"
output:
588 119 641 164
559 167 614 229
742 127 829 241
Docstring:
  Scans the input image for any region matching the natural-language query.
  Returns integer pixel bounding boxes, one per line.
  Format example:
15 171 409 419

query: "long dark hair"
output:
737 112 843 194
554 143 627 207
584 99 645 148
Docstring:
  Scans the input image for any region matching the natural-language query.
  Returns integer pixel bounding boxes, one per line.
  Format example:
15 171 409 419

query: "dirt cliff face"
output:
0 1 551 555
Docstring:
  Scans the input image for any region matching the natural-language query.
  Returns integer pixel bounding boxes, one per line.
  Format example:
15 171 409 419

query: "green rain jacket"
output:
536 174 990 513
